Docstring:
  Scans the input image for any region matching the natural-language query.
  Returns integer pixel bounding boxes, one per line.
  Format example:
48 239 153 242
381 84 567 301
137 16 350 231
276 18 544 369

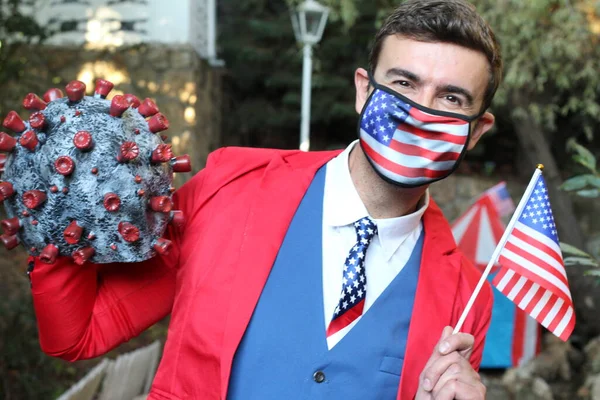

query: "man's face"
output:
355 35 495 150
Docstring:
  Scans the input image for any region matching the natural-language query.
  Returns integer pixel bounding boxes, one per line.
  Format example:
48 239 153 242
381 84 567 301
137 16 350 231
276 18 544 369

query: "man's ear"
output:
355 68 371 114
468 111 495 150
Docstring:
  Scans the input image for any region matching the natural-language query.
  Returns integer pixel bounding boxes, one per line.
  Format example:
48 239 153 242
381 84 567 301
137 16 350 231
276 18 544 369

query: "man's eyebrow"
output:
440 84 474 107
385 68 476 108
385 68 421 83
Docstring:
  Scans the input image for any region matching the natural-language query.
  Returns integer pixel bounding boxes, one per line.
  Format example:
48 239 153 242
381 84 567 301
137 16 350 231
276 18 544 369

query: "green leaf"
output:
576 189 600 198
564 257 600 267
567 139 597 173
561 175 594 191
560 242 594 257
585 269 600 277
573 155 598 174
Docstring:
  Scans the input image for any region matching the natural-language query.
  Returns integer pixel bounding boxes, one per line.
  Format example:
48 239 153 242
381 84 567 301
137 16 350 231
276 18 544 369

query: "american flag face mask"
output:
358 76 483 188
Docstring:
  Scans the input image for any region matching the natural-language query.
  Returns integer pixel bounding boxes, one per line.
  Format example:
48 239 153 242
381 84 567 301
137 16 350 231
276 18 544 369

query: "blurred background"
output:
0 0 599 399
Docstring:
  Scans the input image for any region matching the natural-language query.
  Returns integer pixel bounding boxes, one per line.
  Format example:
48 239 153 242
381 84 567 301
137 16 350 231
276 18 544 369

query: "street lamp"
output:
291 0 329 151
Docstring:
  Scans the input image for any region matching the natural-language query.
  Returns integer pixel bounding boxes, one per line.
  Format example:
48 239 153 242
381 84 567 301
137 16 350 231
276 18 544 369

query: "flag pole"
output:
453 164 545 334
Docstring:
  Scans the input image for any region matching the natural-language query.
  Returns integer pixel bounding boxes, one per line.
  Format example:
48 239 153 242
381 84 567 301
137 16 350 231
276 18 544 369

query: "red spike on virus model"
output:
0 78 192 263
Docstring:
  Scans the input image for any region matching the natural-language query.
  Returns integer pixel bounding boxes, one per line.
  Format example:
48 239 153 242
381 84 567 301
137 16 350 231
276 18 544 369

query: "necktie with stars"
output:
327 217 378 338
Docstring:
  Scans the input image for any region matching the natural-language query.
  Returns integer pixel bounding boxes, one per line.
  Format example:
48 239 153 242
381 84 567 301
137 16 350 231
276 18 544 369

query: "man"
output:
30 0 502 398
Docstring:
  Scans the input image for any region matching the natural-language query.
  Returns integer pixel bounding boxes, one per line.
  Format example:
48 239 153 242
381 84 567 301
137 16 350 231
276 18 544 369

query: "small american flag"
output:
359 89 470 186
492 173 575 341
484 181 515 217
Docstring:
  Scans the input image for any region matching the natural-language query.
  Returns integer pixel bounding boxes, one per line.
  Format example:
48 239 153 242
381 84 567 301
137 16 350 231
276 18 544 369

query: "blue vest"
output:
228 167 424 399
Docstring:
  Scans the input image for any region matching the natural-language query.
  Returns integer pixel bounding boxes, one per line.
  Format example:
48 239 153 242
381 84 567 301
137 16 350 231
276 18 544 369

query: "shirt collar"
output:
324 140 429 261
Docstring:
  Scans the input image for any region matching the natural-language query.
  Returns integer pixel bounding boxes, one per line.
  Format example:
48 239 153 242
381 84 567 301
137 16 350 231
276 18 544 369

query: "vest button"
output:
313 371 326 383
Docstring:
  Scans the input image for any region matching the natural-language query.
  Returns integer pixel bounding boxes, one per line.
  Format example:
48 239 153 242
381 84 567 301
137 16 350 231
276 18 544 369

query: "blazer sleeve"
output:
31 249 178 361
29 149 223 362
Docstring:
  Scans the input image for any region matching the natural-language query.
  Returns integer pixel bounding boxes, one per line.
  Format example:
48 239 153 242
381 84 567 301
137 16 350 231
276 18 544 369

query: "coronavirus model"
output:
0 79 191 265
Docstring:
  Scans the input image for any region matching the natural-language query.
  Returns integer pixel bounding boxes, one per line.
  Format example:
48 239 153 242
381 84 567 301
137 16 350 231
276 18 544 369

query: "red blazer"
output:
31 147 493 400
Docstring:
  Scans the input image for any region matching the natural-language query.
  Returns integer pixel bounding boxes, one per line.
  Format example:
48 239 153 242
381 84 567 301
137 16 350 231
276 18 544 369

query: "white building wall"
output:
31 0 218 61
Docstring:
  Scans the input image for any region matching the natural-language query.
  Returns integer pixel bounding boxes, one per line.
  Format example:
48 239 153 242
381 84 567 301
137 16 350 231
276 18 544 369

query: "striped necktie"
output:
327 217 377 337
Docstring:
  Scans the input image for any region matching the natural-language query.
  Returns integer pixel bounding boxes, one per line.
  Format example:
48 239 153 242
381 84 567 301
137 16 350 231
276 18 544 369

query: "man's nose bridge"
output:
412 86 436 109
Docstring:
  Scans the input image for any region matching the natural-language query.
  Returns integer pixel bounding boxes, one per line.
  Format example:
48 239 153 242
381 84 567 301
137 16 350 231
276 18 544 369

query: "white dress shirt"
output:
322 140 429 349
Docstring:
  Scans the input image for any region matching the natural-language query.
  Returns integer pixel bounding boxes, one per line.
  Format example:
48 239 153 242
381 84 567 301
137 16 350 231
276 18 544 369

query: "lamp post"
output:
291 0 329 151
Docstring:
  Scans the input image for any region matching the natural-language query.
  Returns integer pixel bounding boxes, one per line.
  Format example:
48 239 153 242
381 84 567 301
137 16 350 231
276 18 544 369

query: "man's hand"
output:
415 326 486 400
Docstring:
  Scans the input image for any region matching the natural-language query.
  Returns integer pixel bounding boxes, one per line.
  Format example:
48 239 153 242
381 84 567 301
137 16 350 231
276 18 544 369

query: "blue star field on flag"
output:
518 175 559 243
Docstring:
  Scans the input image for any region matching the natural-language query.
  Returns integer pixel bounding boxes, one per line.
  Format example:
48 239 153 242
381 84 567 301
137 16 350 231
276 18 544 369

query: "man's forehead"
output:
376 35 490 101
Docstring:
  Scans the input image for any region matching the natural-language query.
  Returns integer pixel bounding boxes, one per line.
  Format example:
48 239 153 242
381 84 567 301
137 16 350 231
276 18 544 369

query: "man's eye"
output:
445 95 462 105
393 80 411 87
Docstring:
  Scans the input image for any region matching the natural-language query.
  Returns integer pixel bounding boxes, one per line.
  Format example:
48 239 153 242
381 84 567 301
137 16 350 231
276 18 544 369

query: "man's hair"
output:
368 0 503 112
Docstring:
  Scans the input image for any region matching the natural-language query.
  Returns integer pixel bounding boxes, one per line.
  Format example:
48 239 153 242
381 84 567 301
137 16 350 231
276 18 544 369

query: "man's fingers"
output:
420 351 462 391
431 358 480 398
431 361 462 395
437 331 475 359
420 326 476 392
441 326 453 340
434 378 486 400
418 327 484 399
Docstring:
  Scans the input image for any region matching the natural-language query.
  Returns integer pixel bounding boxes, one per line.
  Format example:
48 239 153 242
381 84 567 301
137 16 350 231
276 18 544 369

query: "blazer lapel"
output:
219 153 323 398
398 201 463 400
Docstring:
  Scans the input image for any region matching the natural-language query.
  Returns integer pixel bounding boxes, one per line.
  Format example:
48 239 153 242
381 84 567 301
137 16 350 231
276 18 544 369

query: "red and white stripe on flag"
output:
492 174 575 341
